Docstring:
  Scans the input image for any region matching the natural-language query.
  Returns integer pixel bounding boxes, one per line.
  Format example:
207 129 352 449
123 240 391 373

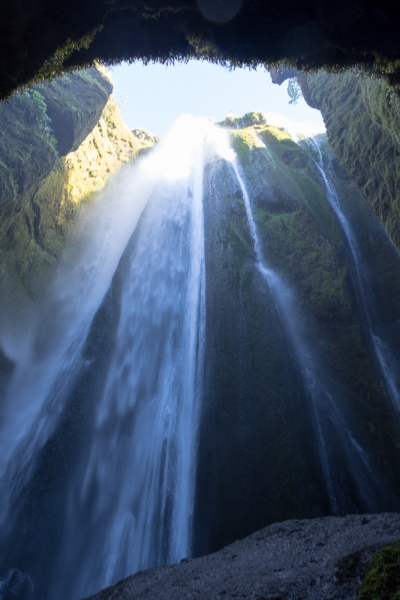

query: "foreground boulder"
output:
84 513 400 600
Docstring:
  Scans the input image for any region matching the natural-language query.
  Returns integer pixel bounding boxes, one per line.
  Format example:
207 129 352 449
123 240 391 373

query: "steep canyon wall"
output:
195 115 400 554
0 66 155 296
306 71 400 251
2 66 400 598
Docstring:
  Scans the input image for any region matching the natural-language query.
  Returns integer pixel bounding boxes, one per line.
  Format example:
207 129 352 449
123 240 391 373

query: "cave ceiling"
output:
1 0 400 99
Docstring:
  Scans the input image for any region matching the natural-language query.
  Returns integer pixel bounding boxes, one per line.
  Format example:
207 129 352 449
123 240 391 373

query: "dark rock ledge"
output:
84 513 400 600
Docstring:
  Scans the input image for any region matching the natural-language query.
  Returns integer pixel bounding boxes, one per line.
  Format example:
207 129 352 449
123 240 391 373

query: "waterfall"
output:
305 137 400 414
229 154 383 515
0 116 229 600
53 116 208 598
1 115 399 600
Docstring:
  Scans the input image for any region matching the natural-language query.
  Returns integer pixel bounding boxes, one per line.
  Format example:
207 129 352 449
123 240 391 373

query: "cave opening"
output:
2 1 400 599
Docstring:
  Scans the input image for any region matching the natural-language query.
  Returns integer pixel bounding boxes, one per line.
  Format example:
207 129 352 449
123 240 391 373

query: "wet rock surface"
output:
306 70 400 252
84 513 400 600
35 67 112 156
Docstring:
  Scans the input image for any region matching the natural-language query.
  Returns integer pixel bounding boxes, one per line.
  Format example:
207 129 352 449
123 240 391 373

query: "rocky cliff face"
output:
305 70 400 251
195 113 400 555
0 91 58 232
34 67 113 155
0 67 155 295
1 108 400 599
0 67 111 222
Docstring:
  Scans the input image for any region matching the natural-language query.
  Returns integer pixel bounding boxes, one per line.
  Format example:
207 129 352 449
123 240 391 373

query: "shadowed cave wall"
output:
2 0 400 101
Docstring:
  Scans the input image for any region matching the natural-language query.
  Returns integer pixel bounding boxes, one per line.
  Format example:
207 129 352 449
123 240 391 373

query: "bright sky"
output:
110 61 326 137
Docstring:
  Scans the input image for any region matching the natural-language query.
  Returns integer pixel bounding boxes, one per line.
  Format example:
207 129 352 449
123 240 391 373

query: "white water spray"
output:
0 115 393 600
0 116 230 600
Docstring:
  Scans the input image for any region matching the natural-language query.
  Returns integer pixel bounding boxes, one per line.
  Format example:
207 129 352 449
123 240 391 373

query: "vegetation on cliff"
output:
34 66 113 155
0 90 58 235
231 121 400 454
0 68 156 296
306 70 400 251
358 541 400 600
196 115 400 554
0 67 112 232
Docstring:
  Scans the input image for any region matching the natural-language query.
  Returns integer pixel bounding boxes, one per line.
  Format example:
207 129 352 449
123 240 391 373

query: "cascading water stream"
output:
0 141 166 528
304 137 400 413
53 118 209 599
229 152 382 515
1 114 398 600
229 159 338 512
0 116 231 600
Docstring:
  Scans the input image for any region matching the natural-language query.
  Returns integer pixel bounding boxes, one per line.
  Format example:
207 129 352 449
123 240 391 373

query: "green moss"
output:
0 206 55 296
219 111 268 129
230 129 266 164
0 160 19 209
259 125 293 144
307 70 400 251
358 542 400 600
0 89 59 206
224 117 400 487
34 67 112 155
255 127 342 247
256 206 351 325
230 122 352 332
0 68 155 297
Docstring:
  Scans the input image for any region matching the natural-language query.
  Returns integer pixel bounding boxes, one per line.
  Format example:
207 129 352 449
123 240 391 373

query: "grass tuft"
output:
358 542 400 600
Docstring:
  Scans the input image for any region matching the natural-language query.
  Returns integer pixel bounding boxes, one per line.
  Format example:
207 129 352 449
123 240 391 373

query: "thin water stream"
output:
229 153 382 515
305 137 400 414
0 118 398 600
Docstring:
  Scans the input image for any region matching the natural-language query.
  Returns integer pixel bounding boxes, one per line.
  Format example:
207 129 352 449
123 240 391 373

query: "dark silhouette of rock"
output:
0 569 34 600
1 0 400 100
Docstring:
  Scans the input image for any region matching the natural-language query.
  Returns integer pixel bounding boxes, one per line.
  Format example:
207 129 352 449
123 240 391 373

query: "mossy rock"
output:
221 119 400 502
35 67 113 155
306 70 400 251
0 90 58 209
219 111 268 129
198 118 400 554
0 159 18 208
358 541 400 600
0 79 157 297
281 148 308 168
